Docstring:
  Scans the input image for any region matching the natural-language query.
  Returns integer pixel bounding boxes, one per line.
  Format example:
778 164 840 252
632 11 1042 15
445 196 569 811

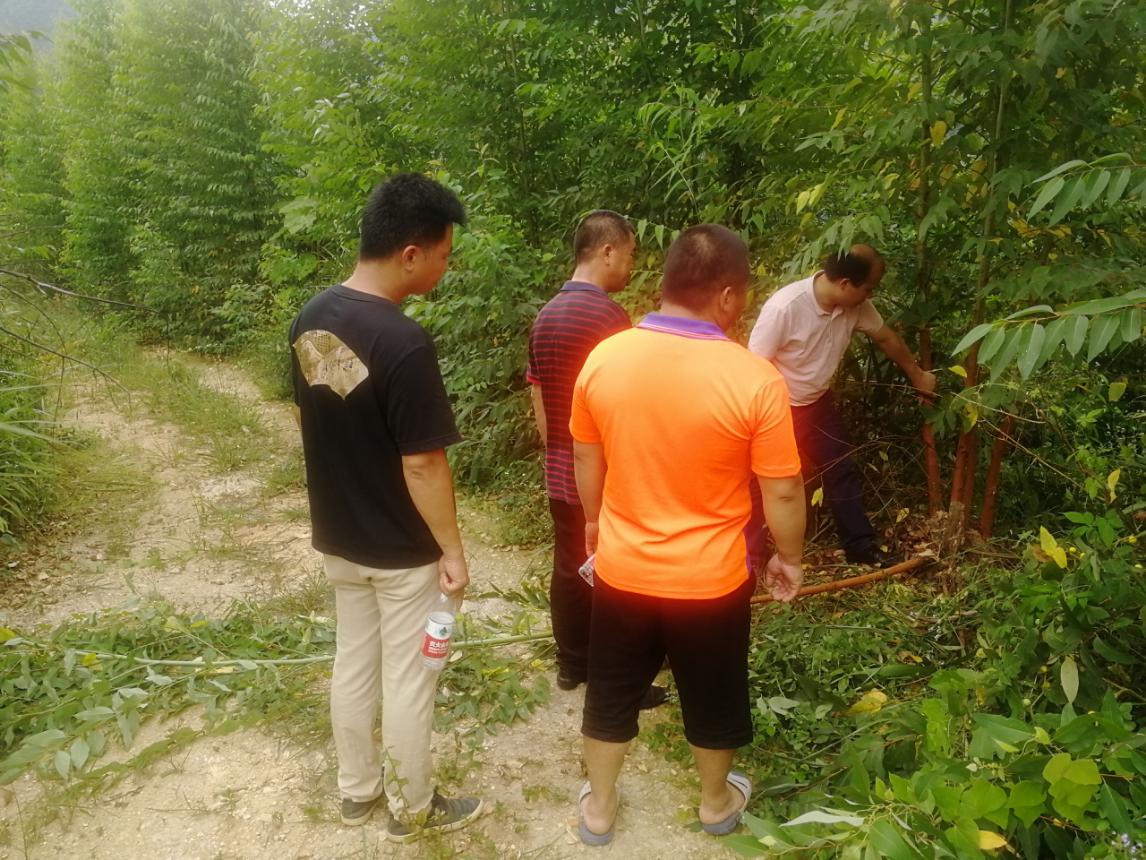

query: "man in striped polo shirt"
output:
527 211 665 708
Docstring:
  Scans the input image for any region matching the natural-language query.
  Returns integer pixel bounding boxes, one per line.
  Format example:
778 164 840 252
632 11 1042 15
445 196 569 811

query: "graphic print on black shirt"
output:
290 285 461 569
293 330 370 398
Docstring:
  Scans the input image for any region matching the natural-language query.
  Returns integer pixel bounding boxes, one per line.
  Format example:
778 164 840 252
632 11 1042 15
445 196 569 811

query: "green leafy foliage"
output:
954 290 1145 380
4 0 1140 504
113 0 272 344
1029 155 1146 224
0 43 65 273
0 32 32 95
0 361 55 542
0 598 551 787
408 205 546 485
0 604 335 786
53 0 135 290
0 272 62 545
0 0 1144 847
720 516 1146 859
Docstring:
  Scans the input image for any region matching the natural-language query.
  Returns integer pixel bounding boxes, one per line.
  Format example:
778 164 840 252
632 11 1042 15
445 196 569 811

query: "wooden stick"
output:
751 556 934 606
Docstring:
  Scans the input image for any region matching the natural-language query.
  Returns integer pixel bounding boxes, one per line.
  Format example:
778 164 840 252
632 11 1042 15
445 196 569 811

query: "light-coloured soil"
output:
0 355 737 860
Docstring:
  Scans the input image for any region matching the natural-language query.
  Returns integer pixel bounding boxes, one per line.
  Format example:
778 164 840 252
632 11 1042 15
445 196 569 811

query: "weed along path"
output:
0 346 734 860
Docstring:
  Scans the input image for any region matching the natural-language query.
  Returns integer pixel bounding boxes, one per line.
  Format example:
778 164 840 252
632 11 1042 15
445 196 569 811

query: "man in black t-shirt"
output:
290 173 482 840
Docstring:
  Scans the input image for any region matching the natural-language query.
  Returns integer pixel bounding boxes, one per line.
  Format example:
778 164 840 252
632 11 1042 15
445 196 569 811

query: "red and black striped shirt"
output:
527 281 630 504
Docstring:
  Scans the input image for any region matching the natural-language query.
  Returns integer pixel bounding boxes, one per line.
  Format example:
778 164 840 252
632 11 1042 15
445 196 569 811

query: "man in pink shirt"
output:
748 245 936 566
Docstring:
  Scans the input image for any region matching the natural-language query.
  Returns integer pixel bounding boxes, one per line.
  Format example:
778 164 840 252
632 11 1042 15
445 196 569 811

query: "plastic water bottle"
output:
578 554 595 586
421 593 459 671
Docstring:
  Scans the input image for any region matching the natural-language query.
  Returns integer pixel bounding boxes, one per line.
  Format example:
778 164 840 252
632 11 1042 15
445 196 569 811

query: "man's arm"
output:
747 305 784 359
402 449 469 596
868 325 937 396
573 440 606 556
530 384 547 446
758 473 806 602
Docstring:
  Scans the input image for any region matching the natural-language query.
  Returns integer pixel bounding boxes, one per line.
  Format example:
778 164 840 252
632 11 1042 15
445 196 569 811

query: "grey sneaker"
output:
340 793 384 826
386 791 484 843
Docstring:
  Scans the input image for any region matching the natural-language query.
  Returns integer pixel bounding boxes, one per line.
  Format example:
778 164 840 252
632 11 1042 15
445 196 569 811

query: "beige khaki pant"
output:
325 554 440 817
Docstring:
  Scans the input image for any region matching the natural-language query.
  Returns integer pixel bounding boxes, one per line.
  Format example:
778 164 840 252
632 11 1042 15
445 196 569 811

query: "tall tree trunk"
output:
979 414 1016 539
958 420 980 528
951 0 1014 540
914 12 942 516
920 330 942 514
944 429 969 552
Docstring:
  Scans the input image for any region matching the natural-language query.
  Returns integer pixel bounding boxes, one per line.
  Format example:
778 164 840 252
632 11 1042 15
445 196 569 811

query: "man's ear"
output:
715 285 734 315
400 245 420 269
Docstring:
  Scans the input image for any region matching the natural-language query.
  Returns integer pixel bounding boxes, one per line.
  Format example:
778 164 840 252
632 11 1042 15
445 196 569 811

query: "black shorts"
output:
581 574 754 750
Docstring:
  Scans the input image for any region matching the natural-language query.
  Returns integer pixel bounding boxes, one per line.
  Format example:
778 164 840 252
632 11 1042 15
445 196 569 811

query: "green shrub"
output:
727 514 1145 859
407 208 548 489
0 366 56 545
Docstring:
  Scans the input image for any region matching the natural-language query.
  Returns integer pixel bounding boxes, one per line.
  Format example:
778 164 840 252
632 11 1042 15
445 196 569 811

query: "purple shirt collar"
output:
560 280 608 295
637 312 729 341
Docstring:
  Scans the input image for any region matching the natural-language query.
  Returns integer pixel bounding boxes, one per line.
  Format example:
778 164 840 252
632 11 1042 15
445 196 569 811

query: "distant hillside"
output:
0 0 75 39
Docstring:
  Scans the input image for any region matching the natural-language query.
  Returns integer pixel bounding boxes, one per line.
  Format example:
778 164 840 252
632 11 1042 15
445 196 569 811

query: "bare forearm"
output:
530 384 547 445
573 441 605 523
873 327 937 396
878 330 925 380
759 475 806 563
402 450 464 556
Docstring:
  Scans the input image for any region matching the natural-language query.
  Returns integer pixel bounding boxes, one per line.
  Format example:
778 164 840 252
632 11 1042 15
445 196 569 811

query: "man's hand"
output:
763 554 803 603
438 550 469 597
584 521 599 557
911 369 938 398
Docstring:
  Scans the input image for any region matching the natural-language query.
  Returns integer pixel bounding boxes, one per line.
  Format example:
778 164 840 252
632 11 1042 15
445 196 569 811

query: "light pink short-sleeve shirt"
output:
747 273 883 406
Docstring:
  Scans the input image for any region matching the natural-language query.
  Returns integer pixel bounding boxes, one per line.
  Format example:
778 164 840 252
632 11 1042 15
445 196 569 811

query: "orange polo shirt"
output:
569 313 801 600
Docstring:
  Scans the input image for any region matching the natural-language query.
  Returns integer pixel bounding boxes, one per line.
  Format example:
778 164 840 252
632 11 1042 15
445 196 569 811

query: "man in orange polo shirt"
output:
569 224 807 844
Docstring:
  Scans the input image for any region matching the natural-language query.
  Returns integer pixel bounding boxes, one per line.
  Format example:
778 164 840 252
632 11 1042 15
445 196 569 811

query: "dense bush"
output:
0 359 55 545
719 512 1146 858
3 0 1141 505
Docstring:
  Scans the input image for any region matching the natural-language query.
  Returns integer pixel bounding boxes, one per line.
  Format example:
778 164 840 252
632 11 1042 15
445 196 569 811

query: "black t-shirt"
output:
289 284 461 568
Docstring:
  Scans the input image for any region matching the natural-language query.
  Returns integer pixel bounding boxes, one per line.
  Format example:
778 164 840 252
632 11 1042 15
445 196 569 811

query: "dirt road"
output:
0 355 735 860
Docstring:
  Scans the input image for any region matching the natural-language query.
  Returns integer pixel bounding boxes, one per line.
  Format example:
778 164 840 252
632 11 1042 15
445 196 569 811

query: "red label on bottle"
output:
422 633 449 659
422 612 453 660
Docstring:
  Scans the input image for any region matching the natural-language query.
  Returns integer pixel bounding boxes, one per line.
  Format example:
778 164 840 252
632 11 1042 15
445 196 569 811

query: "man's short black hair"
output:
573 210 634 263
358 173 467 261
822 244 883 285
661 225 750 312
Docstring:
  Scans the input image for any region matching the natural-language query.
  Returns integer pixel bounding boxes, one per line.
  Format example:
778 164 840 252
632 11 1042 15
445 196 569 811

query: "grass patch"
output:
54 433 156 558
236 327 294 404
256 566 330 619
461 461 550 549
63 317 272 472
262 448 305 498
0 430 155 602
281 503 310 524
0 360 62 548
